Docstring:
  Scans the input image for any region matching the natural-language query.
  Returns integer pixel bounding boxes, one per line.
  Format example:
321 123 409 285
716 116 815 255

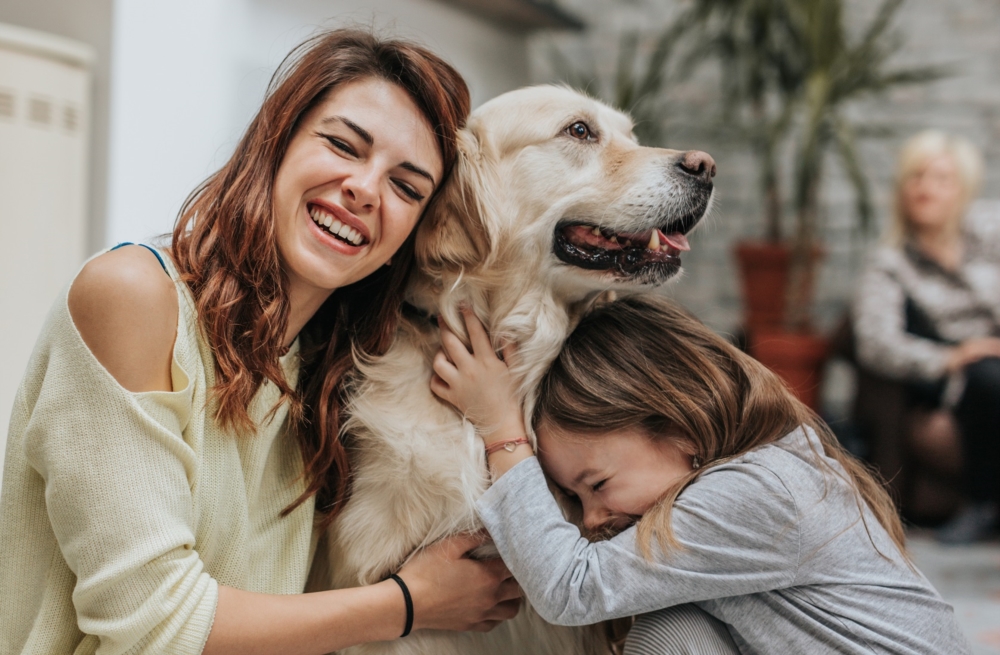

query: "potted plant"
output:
685 0 946 408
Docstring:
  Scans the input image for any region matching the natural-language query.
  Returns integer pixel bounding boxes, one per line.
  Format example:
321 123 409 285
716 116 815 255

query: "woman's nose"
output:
342 168 380 212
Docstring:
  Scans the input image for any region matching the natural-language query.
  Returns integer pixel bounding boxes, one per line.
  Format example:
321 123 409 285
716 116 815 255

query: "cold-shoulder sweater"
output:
0 251 315 654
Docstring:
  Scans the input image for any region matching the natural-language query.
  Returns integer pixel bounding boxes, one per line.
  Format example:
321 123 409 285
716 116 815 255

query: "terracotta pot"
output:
749 330 829 411
734 241 791 335
734 240 823 335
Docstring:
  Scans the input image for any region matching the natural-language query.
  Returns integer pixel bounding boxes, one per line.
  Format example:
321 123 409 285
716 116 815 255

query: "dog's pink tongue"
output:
661 231 691 252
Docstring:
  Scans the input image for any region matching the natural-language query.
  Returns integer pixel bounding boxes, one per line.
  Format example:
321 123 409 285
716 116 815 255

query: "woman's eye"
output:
566 121 593 141
322 134 355 156
393 180 424 202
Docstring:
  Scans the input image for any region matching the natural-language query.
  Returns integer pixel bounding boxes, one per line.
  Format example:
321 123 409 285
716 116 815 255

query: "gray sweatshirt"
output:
476 428 971 654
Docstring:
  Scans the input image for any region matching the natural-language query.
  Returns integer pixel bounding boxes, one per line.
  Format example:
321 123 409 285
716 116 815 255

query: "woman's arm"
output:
852 253 955 380
63 249 519 654
205 533 521 655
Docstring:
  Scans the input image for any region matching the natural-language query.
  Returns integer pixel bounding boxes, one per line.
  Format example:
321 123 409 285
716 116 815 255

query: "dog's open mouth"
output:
552 211 702 283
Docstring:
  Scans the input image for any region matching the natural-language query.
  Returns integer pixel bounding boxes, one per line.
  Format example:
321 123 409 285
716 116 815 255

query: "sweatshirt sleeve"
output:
20 306 217 655
852 252 952 381
476 457 799 626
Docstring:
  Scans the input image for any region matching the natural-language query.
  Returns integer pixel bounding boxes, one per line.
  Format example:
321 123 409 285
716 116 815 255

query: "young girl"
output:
431 296 972 654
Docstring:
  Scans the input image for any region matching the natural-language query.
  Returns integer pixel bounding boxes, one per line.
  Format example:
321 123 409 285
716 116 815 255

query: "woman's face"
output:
901 153 964 233
273 77 443 296
537 423 694 537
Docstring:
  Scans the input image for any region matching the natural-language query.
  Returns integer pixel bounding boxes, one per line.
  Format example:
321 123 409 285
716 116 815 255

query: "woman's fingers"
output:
435 531 490 560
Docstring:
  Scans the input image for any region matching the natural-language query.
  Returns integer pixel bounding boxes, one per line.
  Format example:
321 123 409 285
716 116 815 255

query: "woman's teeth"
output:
309 206 364 246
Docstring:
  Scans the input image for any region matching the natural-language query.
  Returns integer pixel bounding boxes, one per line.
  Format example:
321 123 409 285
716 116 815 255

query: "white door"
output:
0 23 92 475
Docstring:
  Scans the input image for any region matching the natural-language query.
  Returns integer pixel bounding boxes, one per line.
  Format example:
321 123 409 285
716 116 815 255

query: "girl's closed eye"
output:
591 480 607 492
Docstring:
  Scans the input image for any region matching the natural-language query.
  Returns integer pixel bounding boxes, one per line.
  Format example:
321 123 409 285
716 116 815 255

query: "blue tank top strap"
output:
110 242 168 275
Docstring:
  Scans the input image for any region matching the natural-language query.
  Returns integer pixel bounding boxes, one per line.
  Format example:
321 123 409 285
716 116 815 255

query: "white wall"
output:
105 0 530 248
0 0 113 253
0 24 92 474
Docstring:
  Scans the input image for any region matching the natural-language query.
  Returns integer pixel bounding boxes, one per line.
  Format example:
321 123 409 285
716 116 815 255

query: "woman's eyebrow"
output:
323 116 373 146
322 116 436 187
401 162 436 187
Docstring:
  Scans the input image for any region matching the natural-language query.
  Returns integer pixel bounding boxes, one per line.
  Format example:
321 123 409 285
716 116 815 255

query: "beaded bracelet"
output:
484 438 530 456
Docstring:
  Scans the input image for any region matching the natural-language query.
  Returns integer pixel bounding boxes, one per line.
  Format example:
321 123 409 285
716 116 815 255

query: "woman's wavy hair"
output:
171 29 470 527
534 296 907 561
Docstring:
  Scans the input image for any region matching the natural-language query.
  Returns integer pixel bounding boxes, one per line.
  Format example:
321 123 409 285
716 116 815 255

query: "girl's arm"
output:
431 310 799 625
430 307 533 479
60 250 520 654
477 457 800 626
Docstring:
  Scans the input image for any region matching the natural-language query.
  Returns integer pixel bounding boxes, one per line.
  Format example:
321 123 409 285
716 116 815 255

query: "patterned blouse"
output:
852 201 1000 382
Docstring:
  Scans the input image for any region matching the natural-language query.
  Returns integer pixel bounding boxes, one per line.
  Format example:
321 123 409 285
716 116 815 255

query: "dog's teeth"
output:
610 236 618 244
624 239 632 247
648 230 660 250
591 227 601 236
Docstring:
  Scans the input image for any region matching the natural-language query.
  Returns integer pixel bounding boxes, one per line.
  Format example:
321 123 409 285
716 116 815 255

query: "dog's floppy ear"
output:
415 125 498 277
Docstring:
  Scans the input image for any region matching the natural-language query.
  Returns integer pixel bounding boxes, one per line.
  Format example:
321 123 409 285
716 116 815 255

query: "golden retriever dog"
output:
314 85 715 655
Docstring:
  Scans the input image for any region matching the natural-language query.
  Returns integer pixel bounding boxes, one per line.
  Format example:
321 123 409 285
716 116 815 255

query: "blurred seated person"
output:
853 130 1000 544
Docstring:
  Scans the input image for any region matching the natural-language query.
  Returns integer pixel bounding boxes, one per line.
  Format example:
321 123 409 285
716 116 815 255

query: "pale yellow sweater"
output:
0 252 316 654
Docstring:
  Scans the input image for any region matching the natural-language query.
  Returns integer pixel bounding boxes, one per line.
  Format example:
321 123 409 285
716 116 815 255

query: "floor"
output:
908 532 1000 654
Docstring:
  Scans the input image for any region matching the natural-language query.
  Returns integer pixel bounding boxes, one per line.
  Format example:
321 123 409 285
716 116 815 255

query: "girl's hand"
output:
396 532 522 633
431 308 524 446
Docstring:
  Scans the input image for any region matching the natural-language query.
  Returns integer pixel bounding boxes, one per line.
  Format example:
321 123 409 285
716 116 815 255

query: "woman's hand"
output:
397 532 522 633
946 337 1000 373
431 308 523 446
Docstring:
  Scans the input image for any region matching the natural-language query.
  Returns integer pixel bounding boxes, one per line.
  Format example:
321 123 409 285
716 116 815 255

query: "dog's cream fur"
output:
311 85 714 655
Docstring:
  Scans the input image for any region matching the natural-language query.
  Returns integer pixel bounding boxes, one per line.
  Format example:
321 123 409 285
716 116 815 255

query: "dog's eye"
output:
566 121 593 141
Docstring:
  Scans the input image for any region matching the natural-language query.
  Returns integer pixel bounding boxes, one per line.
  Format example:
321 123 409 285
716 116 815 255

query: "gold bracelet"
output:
484 438 530 456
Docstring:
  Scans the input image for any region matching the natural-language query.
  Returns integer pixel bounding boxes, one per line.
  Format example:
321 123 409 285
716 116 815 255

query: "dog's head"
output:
415 84 714 300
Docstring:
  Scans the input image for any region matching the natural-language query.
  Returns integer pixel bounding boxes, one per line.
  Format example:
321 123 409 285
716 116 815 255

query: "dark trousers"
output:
904 299 1000 503
955 357 1000 503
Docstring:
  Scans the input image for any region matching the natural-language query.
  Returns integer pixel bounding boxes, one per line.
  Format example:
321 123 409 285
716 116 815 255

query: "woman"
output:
853 130 1000 543
0 30 520 654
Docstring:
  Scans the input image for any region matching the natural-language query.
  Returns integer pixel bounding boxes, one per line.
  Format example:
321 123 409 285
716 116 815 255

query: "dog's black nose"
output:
676 150 717 182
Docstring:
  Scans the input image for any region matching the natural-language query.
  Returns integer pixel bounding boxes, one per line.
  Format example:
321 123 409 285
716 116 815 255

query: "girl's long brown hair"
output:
171 29 469 527
535 295 907 560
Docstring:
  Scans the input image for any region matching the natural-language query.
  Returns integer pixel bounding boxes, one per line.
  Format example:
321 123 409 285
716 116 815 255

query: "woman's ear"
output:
415 126 497 277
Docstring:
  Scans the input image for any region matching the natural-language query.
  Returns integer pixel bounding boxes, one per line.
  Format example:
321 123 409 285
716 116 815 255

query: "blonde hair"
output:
534 296 907 562
889 130 984 245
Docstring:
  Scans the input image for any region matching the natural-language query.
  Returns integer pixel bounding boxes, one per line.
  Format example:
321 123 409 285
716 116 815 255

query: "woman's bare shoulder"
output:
67 246 178 392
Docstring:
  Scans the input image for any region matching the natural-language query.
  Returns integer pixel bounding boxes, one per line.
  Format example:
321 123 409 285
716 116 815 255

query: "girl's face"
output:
537 423 695 536
901 154 964 233
273 77 443 297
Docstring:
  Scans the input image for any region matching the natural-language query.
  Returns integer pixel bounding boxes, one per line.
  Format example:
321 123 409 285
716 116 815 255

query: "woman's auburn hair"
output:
534 295 908 561
170 29 470 527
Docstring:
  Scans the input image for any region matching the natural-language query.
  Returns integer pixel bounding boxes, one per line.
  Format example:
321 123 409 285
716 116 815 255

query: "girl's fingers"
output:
439 320 474 367
462 308 493 357
429 373 450 401
500 340 517 365
432 351 458 383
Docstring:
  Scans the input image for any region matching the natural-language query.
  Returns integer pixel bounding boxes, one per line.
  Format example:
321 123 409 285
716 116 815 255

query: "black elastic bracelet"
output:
389 573 414 638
